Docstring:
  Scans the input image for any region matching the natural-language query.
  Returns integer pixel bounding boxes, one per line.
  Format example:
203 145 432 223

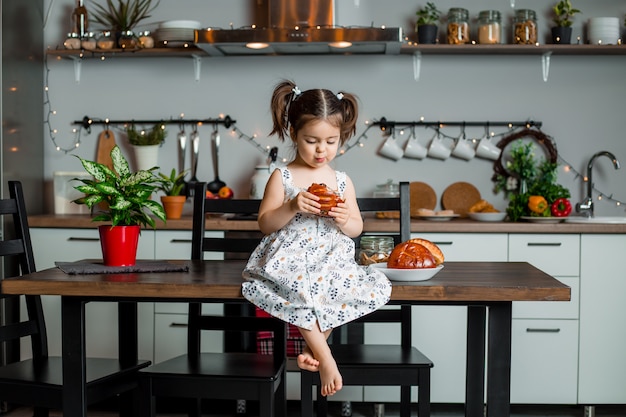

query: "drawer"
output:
508 234 580 276
414 233 508 262
513 277 579 319
511 319 578 404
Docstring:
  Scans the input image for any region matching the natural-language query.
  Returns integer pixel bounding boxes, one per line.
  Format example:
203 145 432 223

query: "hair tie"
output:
336 92 344 100
292 86 302 100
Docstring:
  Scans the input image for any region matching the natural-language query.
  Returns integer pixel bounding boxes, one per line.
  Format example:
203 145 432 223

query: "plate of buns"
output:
414 208 459 221
370 238 445 281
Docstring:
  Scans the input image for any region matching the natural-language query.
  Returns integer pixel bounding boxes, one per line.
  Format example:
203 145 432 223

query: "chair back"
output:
355 181 410 246
0 181 48 363
191 182 262 260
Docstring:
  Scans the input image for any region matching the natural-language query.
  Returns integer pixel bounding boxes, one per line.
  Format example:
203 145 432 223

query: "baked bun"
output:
408 238 444 265
307 183 344 216
387 241 436 269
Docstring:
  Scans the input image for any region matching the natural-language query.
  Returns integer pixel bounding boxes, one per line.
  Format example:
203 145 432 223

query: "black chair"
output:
300 181 434 417
139 181 287 417
0 181 151 417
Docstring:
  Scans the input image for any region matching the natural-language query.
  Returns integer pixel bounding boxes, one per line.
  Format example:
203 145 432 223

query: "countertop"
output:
28 214 626 234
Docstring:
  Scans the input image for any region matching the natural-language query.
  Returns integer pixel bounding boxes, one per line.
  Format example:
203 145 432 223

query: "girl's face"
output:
292 119 341 168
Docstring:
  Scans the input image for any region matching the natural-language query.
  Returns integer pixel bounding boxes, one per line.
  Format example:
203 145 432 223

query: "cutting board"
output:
409 181 437 218
441 182 481 217
96 130 116 171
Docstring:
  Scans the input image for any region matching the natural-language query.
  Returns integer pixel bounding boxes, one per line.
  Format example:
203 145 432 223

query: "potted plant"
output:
551 0 581 44
416 2 441 44
156 168 188 219
90 0 161 48
72 145 166 266
127 122 167 172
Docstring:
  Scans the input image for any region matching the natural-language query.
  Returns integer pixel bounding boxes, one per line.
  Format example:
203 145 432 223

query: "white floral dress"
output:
242 167 391 332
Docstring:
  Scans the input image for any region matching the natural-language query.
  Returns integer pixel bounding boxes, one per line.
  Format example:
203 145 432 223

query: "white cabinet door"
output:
508 234 580 405
579 234 626 404
29 228 156 362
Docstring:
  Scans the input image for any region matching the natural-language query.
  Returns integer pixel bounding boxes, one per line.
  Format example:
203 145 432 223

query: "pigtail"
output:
337 91 359 144
269 80 298 141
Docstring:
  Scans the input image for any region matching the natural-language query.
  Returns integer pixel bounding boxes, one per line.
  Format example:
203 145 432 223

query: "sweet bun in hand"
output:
307 183 344 216
387 238 444 269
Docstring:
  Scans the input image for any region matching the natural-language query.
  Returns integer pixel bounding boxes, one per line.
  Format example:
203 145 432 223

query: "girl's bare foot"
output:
297 346 319 372
319 358 343 397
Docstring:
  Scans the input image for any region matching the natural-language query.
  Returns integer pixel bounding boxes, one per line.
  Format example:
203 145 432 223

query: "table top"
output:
1 260 570 303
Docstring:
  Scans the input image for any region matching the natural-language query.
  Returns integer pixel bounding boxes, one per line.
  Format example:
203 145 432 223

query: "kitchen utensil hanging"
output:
189 126 200 189
207 126 226 193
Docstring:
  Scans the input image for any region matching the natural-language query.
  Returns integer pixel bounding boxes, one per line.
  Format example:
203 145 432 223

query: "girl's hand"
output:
291 191 322 215
329 201 349 227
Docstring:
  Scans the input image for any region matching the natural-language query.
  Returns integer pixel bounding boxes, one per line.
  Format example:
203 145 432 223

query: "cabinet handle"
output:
432 241 453 246
170 322 188 328
67 237 100 242
526 242 562 247
526 328 561 333
170 239 192 244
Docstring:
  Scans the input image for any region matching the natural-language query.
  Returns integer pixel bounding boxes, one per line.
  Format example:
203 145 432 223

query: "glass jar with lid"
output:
97 31 115 50
80 32 96 50
64 32 81 49
477 10 501 44
358 236 394 265
513 9 538 44
138 30 155 49
446 8 470 44
118 30 137 49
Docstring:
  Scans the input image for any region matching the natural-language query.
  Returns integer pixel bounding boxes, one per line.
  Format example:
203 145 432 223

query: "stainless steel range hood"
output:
194 0 403 56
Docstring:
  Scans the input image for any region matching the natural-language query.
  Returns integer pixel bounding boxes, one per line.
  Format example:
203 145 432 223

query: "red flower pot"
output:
98 225 140 266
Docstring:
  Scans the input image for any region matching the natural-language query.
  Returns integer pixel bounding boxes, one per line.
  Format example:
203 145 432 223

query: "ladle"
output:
207 127 226 193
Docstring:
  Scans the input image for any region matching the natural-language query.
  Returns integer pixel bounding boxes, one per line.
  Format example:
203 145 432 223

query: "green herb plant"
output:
552 0 581 27
156 168 188 196
494 140 570 221
72 145 166 228
126 123 167 146
91 0 161 32
416 2 441 26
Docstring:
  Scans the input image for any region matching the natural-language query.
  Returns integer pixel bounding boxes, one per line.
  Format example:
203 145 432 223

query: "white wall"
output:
42 0 626 216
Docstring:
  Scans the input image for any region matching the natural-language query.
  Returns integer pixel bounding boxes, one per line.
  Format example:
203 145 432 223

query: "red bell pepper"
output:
551 198 572 217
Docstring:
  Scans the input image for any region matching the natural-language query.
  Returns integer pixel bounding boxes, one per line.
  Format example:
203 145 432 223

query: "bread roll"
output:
307 183 344 216
387 241 436 269
408 238 444 265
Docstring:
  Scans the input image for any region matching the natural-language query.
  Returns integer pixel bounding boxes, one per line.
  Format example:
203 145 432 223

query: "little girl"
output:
242 80 391 397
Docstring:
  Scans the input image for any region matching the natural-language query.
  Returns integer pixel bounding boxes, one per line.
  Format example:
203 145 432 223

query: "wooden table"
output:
1 260 570 417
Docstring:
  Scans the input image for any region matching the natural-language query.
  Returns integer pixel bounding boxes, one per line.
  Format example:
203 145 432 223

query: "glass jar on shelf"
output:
358 236 394 266
512 9 537 44
97 31 115 50
477 10 502 44
446 8 470 44
80 32 96 50
117 30 137 49
138 30 155 49
63 32 81 49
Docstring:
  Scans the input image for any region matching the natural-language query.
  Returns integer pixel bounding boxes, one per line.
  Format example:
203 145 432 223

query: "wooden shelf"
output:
400 44 626 55
47 46 206 59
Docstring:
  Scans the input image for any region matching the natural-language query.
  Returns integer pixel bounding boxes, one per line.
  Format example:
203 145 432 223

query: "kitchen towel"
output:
55 260 190 275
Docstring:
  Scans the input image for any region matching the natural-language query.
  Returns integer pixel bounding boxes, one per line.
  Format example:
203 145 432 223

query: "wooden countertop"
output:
28 214 626 234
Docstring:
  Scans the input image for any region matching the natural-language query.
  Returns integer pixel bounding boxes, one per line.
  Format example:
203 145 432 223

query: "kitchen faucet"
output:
576 151 621 217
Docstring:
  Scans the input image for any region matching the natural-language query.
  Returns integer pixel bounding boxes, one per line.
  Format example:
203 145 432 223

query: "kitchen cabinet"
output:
578 235 626 404
508 234 580 404
28 228 156 361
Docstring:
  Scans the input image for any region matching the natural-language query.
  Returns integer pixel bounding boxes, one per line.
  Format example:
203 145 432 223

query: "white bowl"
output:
370 263 443 282
468 212 507 222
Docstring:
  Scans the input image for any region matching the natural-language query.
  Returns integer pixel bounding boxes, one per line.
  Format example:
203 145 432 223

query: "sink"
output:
565 216 626 224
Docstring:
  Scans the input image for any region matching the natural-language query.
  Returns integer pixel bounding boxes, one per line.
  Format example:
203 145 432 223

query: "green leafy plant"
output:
494 140 570 221
90 0 161 32
416 2 441 26
72 145 166 228
126 123 167 146
552 0 581 27
156 168 188 196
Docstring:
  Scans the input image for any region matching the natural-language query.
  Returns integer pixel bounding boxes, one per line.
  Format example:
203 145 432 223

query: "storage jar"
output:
447 8 470 44
64 32 81 49
477 10 501 44
138 30 155 49
358 236 394 265
80 32 96 50
97 31 115 50
513 9 537 44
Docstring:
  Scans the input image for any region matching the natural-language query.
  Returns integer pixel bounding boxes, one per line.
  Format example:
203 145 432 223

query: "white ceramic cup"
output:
475 137 501 160
427 135 451 160
403 135 428 159
378 135 404 161
451 138 476 161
